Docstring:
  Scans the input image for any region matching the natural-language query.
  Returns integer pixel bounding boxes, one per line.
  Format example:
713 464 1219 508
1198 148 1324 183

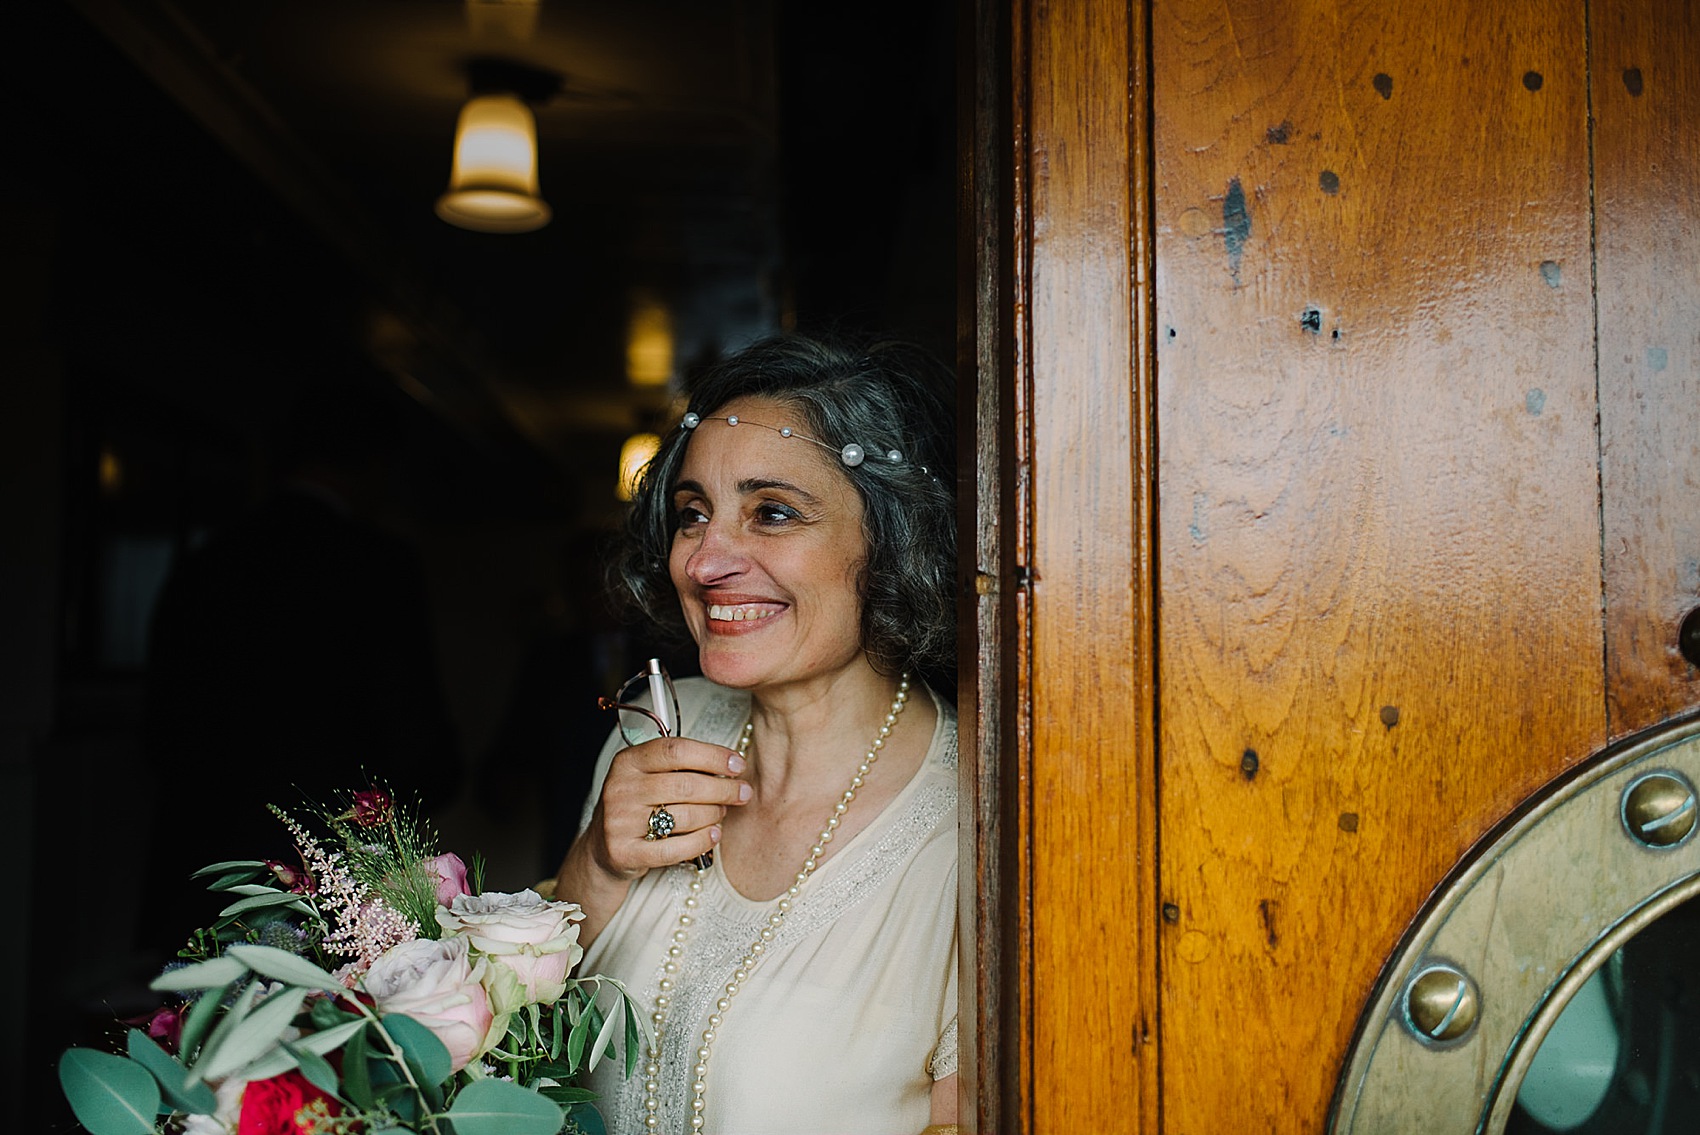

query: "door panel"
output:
1151 2 1604 1129
986 1 1700 1130
1595 0 1700 739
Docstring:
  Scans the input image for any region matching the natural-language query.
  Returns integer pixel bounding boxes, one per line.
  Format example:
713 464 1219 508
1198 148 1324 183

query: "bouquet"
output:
58 786 643 1135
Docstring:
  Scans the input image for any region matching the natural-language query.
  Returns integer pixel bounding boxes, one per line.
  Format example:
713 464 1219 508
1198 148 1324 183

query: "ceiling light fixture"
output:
436 59 561 234
617 433 662 501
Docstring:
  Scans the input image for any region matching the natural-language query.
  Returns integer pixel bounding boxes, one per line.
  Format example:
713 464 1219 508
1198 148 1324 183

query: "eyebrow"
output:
670 477 822 505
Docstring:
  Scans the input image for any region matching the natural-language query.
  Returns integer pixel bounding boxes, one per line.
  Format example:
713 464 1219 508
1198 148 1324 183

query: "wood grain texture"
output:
1151 2 1607 1129
1020 0 1158 1130
1594 0 1700 739
959 0 1022 1129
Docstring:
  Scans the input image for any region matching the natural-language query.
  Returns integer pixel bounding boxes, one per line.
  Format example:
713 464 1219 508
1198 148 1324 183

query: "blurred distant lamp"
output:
626 300 675 387
618 432 662 501
436 93 550 233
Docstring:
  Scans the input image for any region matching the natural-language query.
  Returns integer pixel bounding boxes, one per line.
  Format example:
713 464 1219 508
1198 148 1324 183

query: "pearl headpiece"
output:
679 411 905 469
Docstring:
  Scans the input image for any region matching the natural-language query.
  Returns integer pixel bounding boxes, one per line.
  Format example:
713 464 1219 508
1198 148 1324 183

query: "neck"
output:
742 660 906 797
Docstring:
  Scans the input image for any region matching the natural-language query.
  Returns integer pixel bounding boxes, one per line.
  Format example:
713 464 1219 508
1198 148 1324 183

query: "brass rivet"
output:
1403 964 1479 1045
1621 771 1698 848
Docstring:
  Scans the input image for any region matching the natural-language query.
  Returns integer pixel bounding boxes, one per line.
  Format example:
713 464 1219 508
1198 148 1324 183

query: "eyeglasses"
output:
600 658 683 748
601 659 712 870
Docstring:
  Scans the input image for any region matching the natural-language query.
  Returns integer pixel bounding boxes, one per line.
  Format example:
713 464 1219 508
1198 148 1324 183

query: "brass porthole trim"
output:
1330 714 1700 1134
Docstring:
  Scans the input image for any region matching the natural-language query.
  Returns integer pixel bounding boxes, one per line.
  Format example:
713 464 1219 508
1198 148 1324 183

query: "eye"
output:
754 502 801 527
675 503 709 529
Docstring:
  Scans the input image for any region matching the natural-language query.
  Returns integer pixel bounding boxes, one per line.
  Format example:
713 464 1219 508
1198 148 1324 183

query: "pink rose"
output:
362 936 502 1072
436 890 585 1012
424 853 471 906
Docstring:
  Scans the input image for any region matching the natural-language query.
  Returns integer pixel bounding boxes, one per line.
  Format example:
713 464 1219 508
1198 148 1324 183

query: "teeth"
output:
709 604 778 622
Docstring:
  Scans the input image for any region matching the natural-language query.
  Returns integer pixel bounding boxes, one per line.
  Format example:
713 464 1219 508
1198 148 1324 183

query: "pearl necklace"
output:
641 675 912 1132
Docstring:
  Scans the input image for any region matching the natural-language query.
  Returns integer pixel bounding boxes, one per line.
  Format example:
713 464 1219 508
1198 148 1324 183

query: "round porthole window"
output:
1331 716 1700 1134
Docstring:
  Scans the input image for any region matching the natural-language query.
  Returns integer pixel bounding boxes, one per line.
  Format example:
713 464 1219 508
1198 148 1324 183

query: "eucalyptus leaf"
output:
377 1013 453 1086
151 955 248 992
57 1049 160 1135
446 1078 566 1135
227 944 344 991
196 987 308 1082
191 859 268 878
565 1100 609 1135
124 1030 217 1114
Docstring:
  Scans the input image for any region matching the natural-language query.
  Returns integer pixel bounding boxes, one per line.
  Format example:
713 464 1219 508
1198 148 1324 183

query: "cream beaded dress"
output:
577 677 959 1135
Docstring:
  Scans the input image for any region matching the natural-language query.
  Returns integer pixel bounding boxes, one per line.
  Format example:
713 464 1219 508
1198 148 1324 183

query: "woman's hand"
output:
556 736 750 947
588 736 750 877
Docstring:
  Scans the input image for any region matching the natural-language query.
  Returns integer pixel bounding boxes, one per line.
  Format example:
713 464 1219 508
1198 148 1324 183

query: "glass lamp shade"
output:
617 433 662 501
436 94 551 233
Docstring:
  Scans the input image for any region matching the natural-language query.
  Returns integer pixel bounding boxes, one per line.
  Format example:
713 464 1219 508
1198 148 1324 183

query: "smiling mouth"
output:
707 603 781 623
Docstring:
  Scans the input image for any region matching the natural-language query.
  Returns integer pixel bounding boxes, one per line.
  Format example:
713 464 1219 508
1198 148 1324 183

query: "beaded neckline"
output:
639 675 912 1132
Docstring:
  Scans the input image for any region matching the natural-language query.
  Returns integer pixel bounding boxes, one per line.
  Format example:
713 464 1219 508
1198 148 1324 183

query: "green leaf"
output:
227 944 344 991
539 1084 598 1104
238 1045 301 1085
587 994 623 1074
623 991 641 1079
151 955 248 992
295 1016 368 1056
205 870 267 891
191 978 263 1077
196 987 308 1082
341 1024 374 1110
57 1050 159 1135
217 891 307 918
565 1100 609 1135
191 859 268 878
447 1078 566 1135
566 1002 592 1070
124 1030 217 1114
378 1013 453 1086
550 998 566 1060
284 1041 341 1100
309 997 360 1030
177 983 230 1061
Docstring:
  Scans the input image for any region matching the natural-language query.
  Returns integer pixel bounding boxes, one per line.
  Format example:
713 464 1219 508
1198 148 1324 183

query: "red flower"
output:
263 858 316 895
237 1069 342 1135
123 1003 187 1054
350 788 393 828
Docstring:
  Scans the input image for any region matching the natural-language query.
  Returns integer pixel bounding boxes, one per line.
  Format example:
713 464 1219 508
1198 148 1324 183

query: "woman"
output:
554 335 959 1134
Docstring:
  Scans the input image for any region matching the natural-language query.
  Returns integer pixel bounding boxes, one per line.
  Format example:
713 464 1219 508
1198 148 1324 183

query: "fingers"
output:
624 736 746 778
633 821 721 870
586 736 749 881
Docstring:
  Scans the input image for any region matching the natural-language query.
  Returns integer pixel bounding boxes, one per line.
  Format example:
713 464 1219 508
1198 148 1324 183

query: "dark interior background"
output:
1 0 953 1123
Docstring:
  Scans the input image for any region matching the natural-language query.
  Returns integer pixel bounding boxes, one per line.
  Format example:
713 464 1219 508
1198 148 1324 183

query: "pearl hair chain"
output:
641 675 912 1132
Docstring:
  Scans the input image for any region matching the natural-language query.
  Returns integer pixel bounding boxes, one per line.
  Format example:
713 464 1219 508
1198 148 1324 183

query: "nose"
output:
682 517 748 586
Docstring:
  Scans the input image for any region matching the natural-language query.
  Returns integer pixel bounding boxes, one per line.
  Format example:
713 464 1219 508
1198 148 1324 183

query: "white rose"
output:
436 889 585 1011
363 936 503 1072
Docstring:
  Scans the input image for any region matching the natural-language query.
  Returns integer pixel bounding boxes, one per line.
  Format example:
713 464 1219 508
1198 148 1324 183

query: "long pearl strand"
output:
641 675 912 1132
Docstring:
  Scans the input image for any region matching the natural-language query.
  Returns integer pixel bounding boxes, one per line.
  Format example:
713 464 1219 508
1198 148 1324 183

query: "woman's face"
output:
667 395 869 692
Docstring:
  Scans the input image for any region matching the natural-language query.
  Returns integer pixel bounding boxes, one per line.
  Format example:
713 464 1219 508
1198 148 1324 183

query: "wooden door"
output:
965 0 1700 1131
